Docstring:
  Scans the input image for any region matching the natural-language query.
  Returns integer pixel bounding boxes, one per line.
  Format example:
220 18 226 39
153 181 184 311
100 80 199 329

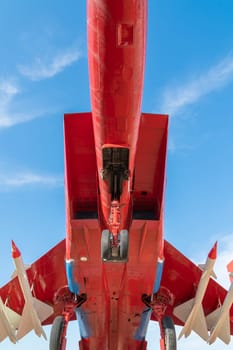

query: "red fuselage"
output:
87 0 147 230
64 1 168 349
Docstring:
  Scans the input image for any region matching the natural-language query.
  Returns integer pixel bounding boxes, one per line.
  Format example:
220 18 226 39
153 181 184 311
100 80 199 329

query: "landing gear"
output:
101 229 129 262
142 288 176 350
100 146 130 262
50 287 87 350
50 316 66 350
161 316 176 350
119 229 128 260
101 230 111 261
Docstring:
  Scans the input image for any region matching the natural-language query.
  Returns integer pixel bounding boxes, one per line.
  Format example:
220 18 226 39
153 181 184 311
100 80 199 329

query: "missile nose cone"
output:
227 260 233 274
11 240 21 258
208 241 217 260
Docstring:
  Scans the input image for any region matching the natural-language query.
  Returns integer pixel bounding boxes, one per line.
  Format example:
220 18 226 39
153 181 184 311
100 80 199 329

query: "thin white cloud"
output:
0 79 19 109
214 233 233 287
0 79 27 128
0 80 19 97
0 171 63 190
0 78 56 128
18 46 81 81
0 110 45 128
161 53 233 116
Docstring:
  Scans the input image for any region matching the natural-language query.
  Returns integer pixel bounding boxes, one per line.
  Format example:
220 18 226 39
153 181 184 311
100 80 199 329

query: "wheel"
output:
162 316 176 350
119 230 129 260
49 316 65 350
101 230 111 261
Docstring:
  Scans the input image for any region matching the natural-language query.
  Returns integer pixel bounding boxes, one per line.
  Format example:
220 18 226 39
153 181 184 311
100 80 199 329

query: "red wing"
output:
0 240 67 325
154 240 233 334
64 112 98 220
133 113 168 220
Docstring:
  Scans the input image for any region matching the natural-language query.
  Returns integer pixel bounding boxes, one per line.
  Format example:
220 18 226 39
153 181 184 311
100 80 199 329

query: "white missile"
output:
207 260 233 345
0 296 21 343
11 240 53 340
174 242 217 341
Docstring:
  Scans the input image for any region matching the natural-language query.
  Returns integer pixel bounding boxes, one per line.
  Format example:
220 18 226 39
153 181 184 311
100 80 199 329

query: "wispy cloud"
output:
0 78 56 128
0 80 19 97
161 53 233 116
0 79 25 128
0 171 63 190
214 233 233 287
0 110 46 128
18 46 81 81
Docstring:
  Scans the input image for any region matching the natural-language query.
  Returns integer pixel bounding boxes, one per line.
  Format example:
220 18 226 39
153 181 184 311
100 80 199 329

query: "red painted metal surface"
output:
63 111 168 349
87 0 147 229
1 240 233 347
1 1 233 350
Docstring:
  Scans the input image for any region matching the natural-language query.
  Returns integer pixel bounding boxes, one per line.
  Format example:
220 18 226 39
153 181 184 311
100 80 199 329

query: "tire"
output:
49 316 65 350
162 316 176 350
119 230 129 260
101 230 111 261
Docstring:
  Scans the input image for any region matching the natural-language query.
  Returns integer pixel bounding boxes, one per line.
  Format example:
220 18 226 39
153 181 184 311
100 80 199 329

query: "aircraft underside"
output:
0 1 233 350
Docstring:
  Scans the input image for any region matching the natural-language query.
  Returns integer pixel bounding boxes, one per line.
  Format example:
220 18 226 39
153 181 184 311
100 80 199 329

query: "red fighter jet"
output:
1 1 233 350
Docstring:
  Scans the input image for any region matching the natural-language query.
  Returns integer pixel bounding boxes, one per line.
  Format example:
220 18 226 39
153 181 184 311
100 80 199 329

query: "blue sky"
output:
0 0 233 349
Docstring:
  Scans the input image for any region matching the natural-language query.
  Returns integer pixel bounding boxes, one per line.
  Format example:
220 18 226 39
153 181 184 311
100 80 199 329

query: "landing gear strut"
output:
101 199 129 262
142 288 176 350
50 286 86 350
160 316 176 350
100 146 130 262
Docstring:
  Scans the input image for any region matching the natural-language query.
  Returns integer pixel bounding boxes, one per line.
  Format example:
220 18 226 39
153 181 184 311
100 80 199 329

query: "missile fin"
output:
199 269 217 279
11 270 17 280
3 304 21 330
0 317 8 342
17 300 52 340
211 270 217 279
191 305 208 340
177 304 208 340
173 298 194 323
0 300 20 343
11 264 31 280
217 315 231 345
32 297 53 322
208 313 231 345
198 264 205 271
206 307 221 330
17 304 33 340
